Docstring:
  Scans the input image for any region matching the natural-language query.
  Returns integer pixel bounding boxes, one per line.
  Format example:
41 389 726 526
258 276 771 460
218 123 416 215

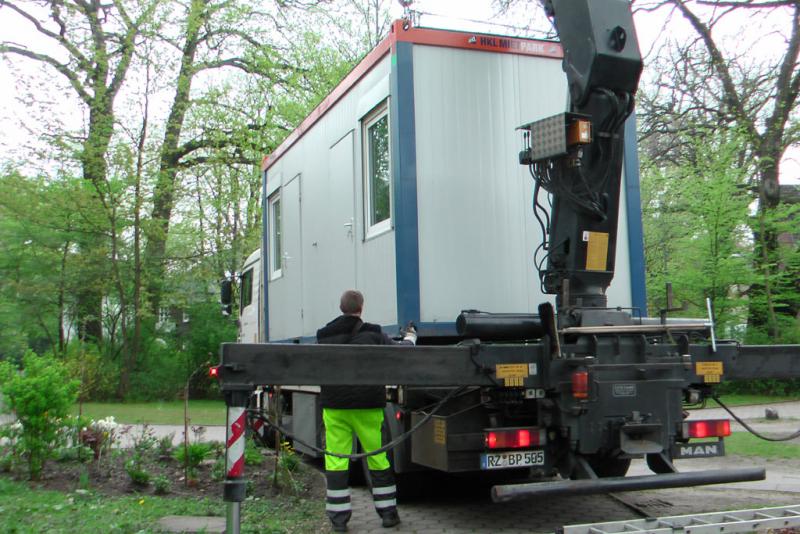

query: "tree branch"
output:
0 44 91 102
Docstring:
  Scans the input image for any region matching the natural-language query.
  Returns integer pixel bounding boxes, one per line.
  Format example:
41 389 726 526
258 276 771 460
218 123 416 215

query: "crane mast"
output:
521 0 643 322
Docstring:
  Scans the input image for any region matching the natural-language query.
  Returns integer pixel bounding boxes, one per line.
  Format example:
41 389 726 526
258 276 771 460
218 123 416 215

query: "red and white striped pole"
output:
224 390 250 534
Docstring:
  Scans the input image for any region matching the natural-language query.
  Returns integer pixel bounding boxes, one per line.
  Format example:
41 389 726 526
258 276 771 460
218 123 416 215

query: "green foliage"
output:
723 432 800 459
245 438 264 466
63 342 119 401
124 457 151 486
129 424 158 456
0 351 79 479
716 378 800 397
173 442 213 469
211 456 226 482
78 468 91 491
157 433 175 457
0 477 325 533
278 442 299 473
153 474 171 495
641 129 755 337
0 3 365 404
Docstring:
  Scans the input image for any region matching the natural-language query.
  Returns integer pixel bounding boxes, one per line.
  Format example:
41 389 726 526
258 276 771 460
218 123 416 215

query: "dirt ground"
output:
2 445 326 502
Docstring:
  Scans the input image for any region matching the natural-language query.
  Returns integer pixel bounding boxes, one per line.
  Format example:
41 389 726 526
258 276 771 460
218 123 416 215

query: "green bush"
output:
173 442 213 469
127 335 186 401
0 351 79 479
157 433 175 457
62 342 119 401
153 474 171 495
125 457 151 486
245 439 263 466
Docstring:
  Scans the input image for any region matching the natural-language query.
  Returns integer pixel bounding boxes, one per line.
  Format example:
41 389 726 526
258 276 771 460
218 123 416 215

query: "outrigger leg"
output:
224 389 251 534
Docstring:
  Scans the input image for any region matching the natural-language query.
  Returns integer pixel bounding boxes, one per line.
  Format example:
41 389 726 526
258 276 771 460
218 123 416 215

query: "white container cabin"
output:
247 21 647 343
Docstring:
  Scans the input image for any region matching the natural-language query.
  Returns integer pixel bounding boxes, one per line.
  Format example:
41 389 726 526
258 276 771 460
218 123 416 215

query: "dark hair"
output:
339 290 364 315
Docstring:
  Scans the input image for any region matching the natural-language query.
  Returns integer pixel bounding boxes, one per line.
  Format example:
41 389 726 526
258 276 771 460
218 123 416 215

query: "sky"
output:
0 0 798 183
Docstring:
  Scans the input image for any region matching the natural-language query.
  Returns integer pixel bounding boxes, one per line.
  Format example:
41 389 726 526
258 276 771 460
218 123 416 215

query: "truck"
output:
216 1 800 529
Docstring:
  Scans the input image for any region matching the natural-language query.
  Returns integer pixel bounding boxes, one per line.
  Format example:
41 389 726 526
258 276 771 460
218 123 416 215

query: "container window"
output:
363 101 391 236
269 192 282 278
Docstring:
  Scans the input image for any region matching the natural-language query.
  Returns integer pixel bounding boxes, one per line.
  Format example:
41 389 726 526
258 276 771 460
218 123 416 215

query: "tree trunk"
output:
144 0 207 317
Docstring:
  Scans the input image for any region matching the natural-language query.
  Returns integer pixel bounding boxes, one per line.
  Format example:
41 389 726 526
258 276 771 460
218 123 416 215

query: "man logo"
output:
673 441 724 458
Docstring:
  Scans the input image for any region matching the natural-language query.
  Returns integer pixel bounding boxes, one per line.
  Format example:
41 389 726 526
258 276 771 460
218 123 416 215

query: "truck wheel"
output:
586 454 631 478
349 439 367 486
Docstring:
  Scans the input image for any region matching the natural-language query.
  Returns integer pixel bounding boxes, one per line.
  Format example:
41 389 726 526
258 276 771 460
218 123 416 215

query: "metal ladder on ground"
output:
560 504 800 534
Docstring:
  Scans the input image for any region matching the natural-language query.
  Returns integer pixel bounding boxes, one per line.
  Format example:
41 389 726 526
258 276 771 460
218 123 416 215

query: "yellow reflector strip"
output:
584 231 609 271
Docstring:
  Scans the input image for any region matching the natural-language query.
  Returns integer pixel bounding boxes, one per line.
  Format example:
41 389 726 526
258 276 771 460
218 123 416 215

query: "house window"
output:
269 193 282 278
240 268 253 312
363 102 391 236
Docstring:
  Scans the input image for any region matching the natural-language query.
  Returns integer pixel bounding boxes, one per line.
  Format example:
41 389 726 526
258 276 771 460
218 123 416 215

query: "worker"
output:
317 289 417 532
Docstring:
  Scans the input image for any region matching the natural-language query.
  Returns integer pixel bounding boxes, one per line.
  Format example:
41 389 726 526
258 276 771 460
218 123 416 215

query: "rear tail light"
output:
485 428 546 449
683 419 731 438
209 366 219 378
572 371 589 399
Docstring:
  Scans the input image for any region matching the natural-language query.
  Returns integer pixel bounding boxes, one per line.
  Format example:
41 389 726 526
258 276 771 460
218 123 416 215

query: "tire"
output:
348 439 366 486
586 454 631 478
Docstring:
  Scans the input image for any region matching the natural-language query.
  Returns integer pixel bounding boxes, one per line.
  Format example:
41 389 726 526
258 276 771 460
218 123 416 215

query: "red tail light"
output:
395 410 404 421
209 366 219 378
572 371 589 399
684 419 731 438
485 428 545 449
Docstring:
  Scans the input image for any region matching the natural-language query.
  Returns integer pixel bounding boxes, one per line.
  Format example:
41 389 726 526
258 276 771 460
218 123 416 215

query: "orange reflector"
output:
572 371 589 399
209 366 219 378
485 428 544 449
685 419 730 438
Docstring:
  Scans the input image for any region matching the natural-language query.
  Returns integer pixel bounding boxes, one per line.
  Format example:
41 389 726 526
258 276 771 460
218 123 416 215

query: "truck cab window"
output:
363 101 391 236
240 268 253 312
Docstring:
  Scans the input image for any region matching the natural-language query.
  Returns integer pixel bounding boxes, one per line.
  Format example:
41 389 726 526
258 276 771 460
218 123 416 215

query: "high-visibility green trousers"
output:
322 408 397 528
322 407 390 471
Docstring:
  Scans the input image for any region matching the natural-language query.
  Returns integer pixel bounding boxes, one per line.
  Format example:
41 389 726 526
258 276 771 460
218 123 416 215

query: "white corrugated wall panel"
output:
266 55 396 340
413 45 634 322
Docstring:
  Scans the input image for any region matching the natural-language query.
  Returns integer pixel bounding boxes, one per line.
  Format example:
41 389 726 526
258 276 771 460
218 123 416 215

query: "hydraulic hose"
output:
250 386 468 460
712 394 800 442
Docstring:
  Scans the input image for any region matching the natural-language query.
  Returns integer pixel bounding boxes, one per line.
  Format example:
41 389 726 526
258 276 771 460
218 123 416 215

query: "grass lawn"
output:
72 400 226 426
69 394 800 425
724 432 800 459
693 394 800 409
0 477 324 534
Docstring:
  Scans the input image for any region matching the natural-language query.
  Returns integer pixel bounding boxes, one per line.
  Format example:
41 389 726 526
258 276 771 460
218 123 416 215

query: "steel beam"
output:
491 467 766 502
722 345 800 380
219 342 546 389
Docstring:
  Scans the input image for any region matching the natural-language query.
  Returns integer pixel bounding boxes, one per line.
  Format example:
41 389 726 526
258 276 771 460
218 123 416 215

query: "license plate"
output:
480 449 545 470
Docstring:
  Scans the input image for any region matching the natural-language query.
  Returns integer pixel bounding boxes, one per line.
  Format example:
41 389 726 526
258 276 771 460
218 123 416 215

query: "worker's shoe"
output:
381 511 401 528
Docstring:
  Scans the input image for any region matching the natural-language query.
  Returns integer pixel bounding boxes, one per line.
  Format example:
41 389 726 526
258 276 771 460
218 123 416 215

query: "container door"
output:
303 132 358 333
327 131 357 306
268 175 303 340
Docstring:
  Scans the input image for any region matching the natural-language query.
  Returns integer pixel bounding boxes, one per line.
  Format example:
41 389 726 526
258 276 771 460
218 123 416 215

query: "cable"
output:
711 395 800 442
251 386 469 460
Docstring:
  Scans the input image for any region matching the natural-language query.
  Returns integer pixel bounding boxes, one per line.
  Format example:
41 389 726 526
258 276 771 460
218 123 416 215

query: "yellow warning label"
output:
585 231 609 271
433 419 446 445
496 364 529 388
696 361 724 376
704 374 721 384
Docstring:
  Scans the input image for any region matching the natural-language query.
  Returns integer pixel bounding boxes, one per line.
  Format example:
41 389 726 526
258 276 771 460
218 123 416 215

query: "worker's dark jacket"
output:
317 314 394 409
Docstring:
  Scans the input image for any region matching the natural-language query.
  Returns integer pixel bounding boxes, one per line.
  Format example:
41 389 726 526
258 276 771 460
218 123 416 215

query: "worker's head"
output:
339 289 364 316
